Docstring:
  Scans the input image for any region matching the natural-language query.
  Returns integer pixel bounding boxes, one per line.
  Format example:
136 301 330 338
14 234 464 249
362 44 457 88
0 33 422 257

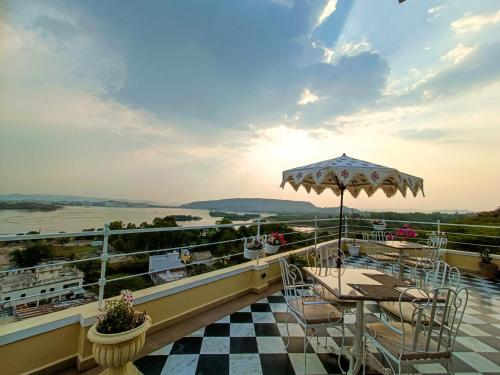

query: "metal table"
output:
371 240 429 279
303 267 416 375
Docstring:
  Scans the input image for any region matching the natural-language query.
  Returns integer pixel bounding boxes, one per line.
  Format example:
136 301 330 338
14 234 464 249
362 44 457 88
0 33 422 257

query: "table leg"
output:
347 300 364 374
398 251 404 280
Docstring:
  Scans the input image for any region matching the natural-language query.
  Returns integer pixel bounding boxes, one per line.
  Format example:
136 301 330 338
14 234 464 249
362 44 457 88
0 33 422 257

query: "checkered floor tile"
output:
134 256 500 374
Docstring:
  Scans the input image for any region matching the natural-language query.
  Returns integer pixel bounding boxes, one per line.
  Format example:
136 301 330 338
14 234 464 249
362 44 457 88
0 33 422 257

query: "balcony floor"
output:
133 256 500 375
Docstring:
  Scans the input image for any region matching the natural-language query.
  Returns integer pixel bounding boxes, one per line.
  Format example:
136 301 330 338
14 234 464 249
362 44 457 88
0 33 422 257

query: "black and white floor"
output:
134 257 500 374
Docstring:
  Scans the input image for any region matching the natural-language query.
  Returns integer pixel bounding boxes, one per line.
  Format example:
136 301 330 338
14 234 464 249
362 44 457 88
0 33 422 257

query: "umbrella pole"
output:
336 187 345 269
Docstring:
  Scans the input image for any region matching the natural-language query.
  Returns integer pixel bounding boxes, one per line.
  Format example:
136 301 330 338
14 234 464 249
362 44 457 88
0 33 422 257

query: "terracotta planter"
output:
264 242 280 254
479 262 498 280
87 315 152 375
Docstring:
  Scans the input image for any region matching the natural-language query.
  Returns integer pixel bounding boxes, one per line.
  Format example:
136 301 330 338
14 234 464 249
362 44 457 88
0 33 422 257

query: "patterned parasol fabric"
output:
280 153 424 198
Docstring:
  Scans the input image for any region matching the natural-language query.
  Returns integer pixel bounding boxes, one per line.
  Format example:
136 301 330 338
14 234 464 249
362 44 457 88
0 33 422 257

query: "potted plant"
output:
479 248 497 280
372 219 387 231
348 214 361 256
244 236 263 259
87 290 151 375
264 232 286 254
394 224 418 241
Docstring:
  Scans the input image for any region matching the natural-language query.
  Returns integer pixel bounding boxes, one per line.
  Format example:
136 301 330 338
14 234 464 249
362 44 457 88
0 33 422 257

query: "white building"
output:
0 263 85 309
149 252 186 285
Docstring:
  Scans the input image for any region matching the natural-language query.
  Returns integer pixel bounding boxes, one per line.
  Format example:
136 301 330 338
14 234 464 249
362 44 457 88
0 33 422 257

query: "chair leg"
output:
284 306 291 350
338 324 346 374
304 331 307 375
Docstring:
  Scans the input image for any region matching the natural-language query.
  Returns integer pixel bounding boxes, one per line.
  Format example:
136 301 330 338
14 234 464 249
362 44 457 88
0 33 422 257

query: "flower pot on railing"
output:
244 237 262 260
372 221 386 231
263 232 286 255
264 242 280 254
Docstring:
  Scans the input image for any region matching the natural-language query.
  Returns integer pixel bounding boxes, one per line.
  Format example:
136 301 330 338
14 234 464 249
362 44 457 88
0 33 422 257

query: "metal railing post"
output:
345 214 348 239
256 218 261 239
98 223 110 308
314 216 318 250
437 220 441 235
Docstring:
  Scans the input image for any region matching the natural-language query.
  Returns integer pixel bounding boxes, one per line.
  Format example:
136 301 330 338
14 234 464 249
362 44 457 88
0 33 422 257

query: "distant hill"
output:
0 193 168 208
181 198 351 214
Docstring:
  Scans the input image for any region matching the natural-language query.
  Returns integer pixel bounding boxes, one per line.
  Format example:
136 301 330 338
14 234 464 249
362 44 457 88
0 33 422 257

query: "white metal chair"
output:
362 232 397 274
364 287 468 375
279 257 346 374
406 234 448 268
380 260 461 325
306 246 357 311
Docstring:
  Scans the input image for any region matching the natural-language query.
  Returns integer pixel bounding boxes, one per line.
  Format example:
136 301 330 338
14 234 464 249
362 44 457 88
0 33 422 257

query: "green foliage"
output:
10 242 53 267
480 248 493 263
96 290 146 334
104 275 154 298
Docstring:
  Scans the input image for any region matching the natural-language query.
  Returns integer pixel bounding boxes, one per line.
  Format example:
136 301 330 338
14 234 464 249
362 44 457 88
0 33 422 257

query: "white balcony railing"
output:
0 216 499 315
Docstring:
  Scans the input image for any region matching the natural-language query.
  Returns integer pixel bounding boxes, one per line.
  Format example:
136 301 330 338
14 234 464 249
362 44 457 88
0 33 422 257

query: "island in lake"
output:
209 211 260 221
171 215 202 221
0 201 62 212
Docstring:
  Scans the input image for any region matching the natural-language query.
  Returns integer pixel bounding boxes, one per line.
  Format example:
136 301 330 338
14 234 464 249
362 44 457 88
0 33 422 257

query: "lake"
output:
0 206 254 235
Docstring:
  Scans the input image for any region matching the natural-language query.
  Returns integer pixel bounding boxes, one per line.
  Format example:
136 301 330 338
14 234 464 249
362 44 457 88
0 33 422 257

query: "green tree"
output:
10 242 53 267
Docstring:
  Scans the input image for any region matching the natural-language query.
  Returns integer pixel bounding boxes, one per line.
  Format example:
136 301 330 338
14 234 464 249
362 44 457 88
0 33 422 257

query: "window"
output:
63 282 79 289
4 297 10 301
50 288 55 292
20 293 26 298
41 289 46 294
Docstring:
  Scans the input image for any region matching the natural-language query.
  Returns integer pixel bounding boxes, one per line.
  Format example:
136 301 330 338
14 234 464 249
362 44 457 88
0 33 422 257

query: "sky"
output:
0 0 499 212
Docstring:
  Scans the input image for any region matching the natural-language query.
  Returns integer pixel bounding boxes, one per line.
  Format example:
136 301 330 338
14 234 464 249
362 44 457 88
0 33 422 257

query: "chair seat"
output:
290 297 342 324
379 301 418 323
313 285 357 308
384 252 400 258
365 321 451 361
368 254 398 263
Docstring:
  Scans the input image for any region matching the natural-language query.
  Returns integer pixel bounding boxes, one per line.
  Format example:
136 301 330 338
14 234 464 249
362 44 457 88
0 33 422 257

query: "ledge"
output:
0 243 316 347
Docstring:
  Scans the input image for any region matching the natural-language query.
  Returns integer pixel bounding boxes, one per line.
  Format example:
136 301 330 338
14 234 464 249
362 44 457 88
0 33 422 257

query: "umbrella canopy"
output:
280 153 424 198
280 153 424 268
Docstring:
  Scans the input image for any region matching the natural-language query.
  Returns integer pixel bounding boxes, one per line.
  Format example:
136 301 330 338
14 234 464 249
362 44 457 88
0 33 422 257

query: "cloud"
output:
411 41 500 98
326 105 429 132
441 43 475 65
427 5 446 21
317 0 337 27
451 10 500 35
297 88 320 106
398 128 446 141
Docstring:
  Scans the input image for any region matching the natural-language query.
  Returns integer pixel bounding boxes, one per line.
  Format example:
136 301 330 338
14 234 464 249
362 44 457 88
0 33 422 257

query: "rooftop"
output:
63 257 500 375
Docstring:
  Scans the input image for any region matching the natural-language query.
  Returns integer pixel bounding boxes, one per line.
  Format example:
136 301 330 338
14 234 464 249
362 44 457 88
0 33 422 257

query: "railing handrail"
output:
0 217 336 241
1 214 498 313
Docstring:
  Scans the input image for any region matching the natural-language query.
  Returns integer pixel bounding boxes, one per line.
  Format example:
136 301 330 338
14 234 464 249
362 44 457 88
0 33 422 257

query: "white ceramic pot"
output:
372 224 387 231
87 315 152 375
348 245 360 257
244 246 261 259
264 242 280 254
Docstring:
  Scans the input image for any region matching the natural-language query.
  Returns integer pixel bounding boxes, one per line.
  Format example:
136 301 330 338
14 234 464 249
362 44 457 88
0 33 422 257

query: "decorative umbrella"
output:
280 153 424 268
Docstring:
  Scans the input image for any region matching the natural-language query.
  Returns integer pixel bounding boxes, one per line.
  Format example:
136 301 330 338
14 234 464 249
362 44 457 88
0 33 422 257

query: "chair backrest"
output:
417 261 461 291
426 233 448 262
279 257 307 316
396 287 468 358
306 245 346 271
371 231 390 241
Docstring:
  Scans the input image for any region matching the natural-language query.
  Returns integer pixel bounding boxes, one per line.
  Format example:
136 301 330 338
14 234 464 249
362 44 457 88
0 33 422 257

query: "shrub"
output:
96 290 146 334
